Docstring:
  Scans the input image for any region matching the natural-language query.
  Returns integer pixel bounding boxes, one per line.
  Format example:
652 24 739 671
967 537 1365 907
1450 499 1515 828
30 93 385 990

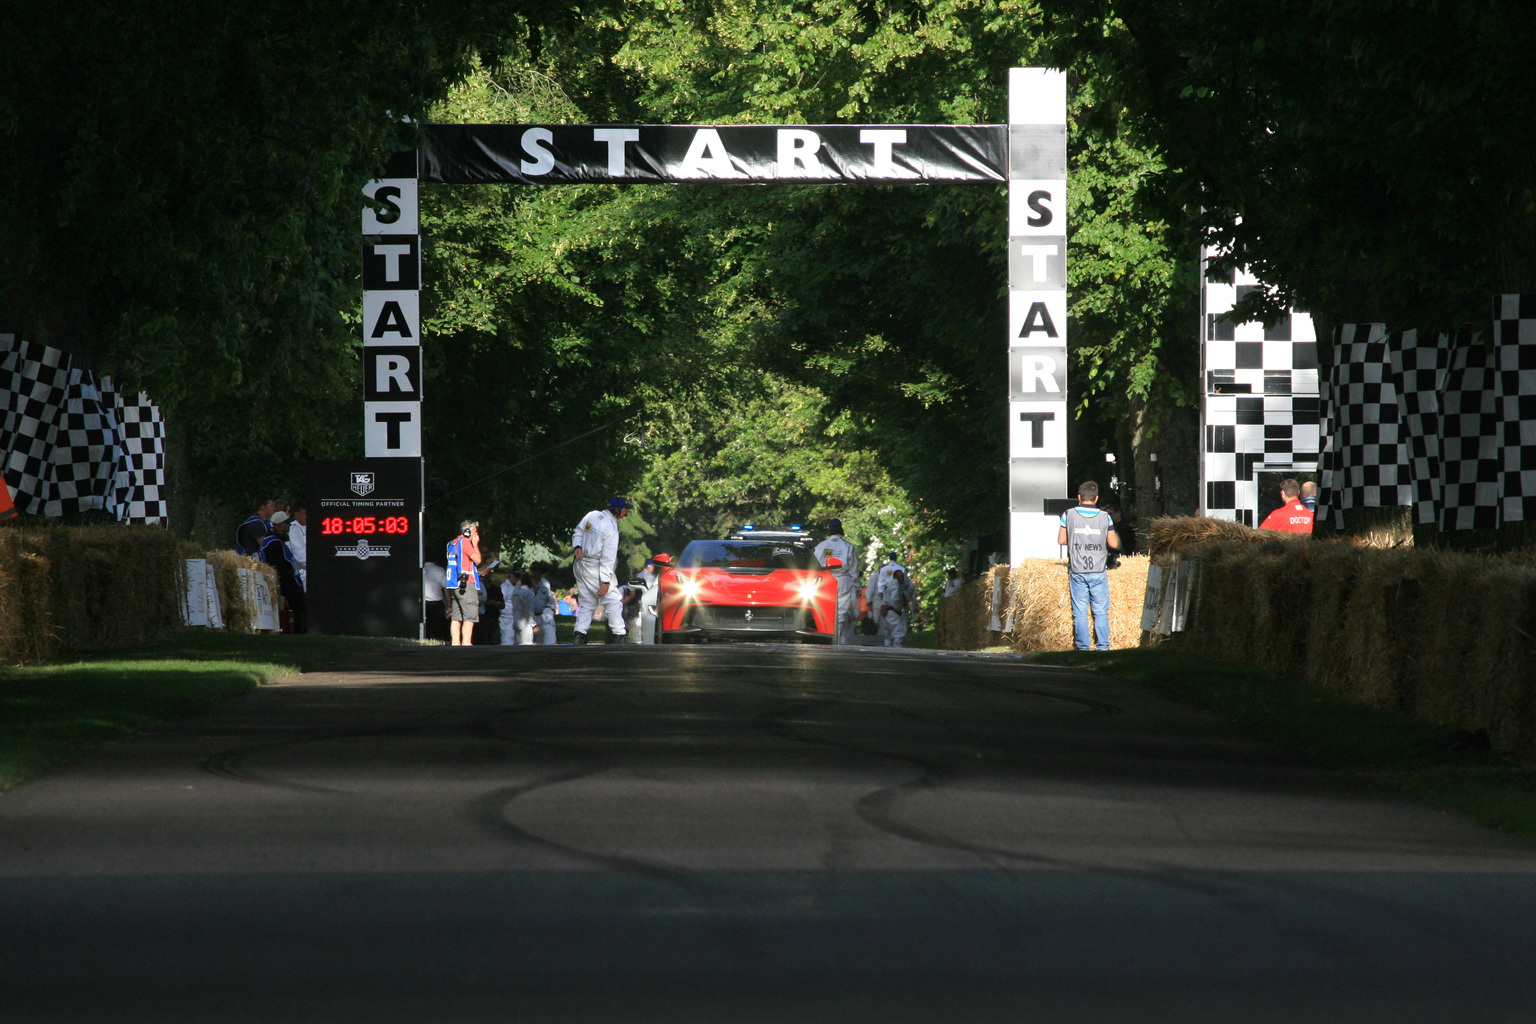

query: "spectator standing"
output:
623 555 667 644
866 550 908 645
570 497 630 644
498 570 521 645
288 502 309 590
260 511 306 633
943 567 963 598
1259 479 1315 534
445 519 483 646
528 562 557 645
1057 481 1119 651
1300 480 1318 514
512 570 536 644
878 567 915 646
815 520 859 645
236 495 275 556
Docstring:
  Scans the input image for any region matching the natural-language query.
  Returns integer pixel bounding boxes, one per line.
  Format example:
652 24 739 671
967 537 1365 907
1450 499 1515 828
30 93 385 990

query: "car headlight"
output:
795 577 823 600
678 577 703 599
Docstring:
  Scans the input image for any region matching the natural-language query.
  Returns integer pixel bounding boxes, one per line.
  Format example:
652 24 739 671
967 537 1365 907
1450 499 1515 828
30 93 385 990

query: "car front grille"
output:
695 605 802 629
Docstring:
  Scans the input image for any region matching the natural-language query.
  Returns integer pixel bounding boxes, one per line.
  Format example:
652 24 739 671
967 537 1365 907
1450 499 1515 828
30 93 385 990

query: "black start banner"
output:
419 124 1007 185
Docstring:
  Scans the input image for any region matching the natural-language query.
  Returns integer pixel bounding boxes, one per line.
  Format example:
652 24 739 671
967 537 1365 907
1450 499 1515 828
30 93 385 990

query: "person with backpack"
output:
445 519 483 646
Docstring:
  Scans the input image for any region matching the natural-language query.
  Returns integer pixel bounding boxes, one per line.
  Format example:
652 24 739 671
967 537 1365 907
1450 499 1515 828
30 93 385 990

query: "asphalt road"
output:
3 643 1535 1022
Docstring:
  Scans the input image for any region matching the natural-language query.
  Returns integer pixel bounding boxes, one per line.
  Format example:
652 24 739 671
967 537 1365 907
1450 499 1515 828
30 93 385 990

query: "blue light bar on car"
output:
742 523 754 530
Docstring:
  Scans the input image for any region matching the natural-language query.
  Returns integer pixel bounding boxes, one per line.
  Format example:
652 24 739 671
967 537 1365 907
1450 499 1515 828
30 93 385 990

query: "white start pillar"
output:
1007 67 1069 564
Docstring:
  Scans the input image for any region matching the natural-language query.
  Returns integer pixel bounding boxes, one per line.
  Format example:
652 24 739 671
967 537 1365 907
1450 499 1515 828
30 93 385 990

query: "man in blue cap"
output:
570 496 631 643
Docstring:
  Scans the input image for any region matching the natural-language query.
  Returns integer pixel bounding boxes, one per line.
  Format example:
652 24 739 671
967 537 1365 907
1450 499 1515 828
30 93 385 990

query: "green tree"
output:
0 2 565 534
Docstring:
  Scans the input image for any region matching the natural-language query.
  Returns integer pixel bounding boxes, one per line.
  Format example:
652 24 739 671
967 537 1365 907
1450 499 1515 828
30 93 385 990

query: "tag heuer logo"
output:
350 472 375 496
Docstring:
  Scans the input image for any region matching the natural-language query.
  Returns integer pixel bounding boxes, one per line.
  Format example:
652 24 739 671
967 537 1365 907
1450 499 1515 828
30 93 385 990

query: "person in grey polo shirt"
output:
1056 480 1120 650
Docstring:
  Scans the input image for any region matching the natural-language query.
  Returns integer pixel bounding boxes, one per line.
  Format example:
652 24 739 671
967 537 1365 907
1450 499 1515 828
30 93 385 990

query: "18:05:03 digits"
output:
319 516 411 536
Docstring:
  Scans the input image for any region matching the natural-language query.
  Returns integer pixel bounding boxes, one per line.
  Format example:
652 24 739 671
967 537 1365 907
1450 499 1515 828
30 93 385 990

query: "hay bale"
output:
0 524 183 662
937 567 1001 651
996 556 1153 652
205 550 279 633
0 530 20 663
1173 537 1536 759
1144 515 1266 559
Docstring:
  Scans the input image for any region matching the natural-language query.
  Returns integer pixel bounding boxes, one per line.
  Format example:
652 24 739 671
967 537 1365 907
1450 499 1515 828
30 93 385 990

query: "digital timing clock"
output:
319 515 413 536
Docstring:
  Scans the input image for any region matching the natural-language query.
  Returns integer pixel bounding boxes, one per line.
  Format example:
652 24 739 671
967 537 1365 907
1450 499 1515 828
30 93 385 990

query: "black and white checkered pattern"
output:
1438 332 1502 532
1388 329 1453 526
1202 259 1321 524
46 370 119 517
1496 294 1536 524
1317 323 1412 524
1204 281 1536 536
0 336 168 523
0 337 72 517
102 378 169 524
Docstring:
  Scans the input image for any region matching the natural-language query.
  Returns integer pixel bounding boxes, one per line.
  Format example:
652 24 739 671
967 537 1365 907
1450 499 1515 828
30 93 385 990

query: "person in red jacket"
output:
1259 479 1314 534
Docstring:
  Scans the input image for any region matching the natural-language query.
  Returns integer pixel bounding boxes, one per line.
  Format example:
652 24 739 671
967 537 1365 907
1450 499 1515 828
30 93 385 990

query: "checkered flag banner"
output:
1438 331 1502 532
101 377 168 524
1318 323 1412 528
1497 294 1536 524
1388 329 1453 526
0 335 168 523
0 336 71 517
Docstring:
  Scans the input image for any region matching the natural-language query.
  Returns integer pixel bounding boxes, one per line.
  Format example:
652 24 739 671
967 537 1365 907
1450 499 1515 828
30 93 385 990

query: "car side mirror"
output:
825 557 843 568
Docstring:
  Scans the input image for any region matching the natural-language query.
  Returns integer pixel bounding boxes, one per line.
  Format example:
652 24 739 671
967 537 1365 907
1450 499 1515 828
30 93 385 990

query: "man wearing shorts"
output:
445 519 483 646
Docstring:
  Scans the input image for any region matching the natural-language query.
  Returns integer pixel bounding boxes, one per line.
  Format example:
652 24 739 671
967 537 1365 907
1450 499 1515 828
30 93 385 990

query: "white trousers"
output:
834 575 858 644
536 609 557 644
499 614 518 645
878 608 907 646
574 560 626 637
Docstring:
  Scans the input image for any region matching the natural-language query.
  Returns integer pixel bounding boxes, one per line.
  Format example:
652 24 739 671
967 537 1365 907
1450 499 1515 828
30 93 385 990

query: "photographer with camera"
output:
445 519 483 646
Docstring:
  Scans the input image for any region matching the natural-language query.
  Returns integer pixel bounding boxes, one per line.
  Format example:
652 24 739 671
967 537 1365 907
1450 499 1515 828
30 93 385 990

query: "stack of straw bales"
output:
936 566 998 652
0 524 289 664
203 550 279 636
0 524 183 663
1178 535 1536 756
938 557 1153 653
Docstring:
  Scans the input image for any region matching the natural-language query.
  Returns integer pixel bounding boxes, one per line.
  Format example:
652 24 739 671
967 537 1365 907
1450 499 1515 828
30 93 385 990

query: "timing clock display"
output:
319 515 412 536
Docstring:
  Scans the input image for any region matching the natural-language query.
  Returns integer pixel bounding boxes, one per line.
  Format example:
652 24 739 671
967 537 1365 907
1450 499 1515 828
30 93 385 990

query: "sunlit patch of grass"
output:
0 631 420 792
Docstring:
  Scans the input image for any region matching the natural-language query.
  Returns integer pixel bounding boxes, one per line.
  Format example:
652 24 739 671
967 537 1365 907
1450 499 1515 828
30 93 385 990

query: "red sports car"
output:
658 535 839 644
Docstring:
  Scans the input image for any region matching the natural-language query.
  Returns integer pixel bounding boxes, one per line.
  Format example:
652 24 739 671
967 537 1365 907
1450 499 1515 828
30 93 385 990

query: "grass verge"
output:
1030 647 1536 842
0 630 420 793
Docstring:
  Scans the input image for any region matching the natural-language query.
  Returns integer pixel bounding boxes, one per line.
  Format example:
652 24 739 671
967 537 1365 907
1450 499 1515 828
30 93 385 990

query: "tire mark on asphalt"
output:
464 693 706 886
751 680 1280 903
199 680 586 796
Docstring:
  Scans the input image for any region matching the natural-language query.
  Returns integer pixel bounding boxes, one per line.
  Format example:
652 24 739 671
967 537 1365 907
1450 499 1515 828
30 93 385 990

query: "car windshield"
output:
678 540 813 570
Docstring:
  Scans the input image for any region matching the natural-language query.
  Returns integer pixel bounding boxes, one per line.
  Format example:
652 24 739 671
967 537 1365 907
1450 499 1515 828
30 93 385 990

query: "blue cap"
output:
827 519 842 534
608 496 632 513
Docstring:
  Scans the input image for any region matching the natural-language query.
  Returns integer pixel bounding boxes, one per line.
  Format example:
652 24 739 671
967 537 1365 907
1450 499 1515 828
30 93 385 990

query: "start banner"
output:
419 124 1007 185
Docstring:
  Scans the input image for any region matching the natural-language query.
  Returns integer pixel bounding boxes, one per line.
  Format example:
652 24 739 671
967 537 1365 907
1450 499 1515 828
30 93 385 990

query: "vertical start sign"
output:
362 152 422 457
1007 68 1069 563
305 461 422 637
